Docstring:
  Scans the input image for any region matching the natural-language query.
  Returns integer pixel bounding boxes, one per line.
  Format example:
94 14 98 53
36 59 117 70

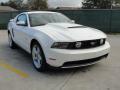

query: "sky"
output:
0 0 8 2
0 0 83 8
48 0 83 8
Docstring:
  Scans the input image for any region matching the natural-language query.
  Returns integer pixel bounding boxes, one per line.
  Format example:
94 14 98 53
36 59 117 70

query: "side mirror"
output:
16 21 27 26
71 20 75 23
9 19 14 22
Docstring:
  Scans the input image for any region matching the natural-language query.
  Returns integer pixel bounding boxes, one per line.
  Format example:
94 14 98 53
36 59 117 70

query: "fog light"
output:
100 39 104 44
49 58 56 60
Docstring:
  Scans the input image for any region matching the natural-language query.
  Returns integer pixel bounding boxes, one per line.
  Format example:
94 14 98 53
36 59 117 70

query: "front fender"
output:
30 31 54 56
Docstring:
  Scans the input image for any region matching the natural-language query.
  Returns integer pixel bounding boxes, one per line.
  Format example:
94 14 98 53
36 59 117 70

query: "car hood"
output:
32 23 107 41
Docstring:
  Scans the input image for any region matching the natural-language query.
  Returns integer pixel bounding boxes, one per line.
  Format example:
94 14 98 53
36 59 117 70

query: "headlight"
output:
51 42 69 49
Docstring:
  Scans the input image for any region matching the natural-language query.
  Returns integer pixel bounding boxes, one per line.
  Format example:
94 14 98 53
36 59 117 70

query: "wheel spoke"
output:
37 54 42 62
33 47 37 54
8 34 12 47
32 44 42 69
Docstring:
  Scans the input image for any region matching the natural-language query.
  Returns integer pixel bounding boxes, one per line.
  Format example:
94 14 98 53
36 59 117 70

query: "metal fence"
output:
0 11 22 29
0 10 120 33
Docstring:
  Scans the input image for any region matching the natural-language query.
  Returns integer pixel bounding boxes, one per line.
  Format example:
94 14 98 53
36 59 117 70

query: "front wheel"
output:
31 42 47 72
8 33 16 49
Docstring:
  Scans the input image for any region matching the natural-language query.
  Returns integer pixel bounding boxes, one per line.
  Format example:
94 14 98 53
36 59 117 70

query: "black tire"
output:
8 33 16 49
31 42 47 72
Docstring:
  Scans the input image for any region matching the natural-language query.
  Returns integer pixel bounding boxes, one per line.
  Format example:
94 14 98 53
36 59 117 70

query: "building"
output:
0 6 17 12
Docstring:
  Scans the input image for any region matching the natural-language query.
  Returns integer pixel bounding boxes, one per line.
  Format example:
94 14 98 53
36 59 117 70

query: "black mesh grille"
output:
67 39 106 49
62 54 108 67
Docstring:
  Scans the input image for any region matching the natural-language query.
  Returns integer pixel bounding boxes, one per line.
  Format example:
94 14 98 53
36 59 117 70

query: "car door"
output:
14 14 30 51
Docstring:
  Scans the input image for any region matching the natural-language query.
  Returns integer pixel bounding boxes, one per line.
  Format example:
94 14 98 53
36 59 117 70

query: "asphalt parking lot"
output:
0 30 120 90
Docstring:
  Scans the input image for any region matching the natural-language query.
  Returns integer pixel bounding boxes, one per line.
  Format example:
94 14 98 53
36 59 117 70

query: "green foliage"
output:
10 0 24 9
0 2 5 6
0 0 48 10
28 0 48 10
82 0 112 9
115 0 120 3
0 0 24 10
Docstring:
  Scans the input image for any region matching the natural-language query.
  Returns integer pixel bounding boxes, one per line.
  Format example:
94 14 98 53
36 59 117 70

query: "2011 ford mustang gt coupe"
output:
8 11 110 72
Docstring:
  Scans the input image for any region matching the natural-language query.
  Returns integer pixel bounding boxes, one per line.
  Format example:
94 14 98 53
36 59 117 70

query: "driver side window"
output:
16 14 28 26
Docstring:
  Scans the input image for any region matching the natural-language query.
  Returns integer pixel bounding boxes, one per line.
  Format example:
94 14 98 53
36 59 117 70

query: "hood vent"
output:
68 26 87 28
68 26 87 29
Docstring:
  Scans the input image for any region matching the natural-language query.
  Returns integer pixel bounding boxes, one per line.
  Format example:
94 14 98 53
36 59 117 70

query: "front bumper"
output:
45 41 110 68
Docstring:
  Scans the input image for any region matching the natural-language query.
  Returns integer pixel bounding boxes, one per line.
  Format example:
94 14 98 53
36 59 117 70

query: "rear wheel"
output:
31 42 47 72
8 33 16 49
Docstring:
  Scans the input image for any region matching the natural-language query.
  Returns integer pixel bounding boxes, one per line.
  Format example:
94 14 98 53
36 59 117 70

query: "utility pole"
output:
111 0 113 9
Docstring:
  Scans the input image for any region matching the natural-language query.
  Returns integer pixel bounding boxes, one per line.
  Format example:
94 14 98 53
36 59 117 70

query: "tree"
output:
0 2 5 6
28 0 48 10
82 0 112 9
8 0 24 9
112 0 120 9
114 0 120 4
1 0 24 10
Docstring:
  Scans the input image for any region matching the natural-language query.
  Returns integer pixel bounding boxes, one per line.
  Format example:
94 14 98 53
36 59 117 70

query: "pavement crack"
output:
59 69 78 90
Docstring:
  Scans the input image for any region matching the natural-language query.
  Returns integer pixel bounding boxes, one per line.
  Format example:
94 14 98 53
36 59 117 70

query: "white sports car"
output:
8 11 110 71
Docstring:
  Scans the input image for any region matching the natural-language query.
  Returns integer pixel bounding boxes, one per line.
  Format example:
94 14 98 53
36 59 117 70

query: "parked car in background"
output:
8 11 110 72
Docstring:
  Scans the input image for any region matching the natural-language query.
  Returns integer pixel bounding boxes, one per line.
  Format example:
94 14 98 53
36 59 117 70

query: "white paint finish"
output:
46 42 110 67
8 11 110 68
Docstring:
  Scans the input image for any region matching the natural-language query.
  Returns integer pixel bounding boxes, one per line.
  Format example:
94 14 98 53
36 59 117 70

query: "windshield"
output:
29 12 72 27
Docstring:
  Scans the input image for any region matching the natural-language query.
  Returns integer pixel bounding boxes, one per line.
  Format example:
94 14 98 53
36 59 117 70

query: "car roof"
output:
25 11 57 14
